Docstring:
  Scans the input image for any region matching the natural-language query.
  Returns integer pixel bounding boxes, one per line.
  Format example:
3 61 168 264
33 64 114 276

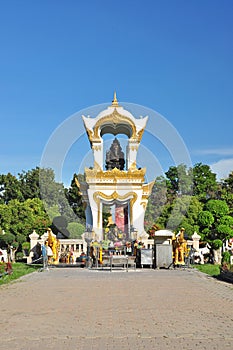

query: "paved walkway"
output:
0 267 233 350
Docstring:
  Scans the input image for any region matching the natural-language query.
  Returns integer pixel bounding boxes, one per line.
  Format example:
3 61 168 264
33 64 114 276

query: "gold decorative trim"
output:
129 161 137 170
138 181 155 211
93 191 137 228
85 166 146 183
92 145 101 151
74 177 83 196
136 128 145 142
93 161 102 170
84 109 145 144
130 145 139 151
140 201 147 211
93 109 136 140
142 180 155 196
86 127 94 141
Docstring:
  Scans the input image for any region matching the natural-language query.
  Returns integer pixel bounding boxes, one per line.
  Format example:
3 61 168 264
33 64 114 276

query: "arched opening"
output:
100 123 132 138
102 200 129 240
102 133 128 170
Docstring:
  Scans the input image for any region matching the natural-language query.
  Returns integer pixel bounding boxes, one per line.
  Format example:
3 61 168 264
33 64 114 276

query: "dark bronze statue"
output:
105 138 125 170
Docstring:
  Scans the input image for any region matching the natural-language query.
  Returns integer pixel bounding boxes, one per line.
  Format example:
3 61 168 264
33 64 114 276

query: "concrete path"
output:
0 267 233 350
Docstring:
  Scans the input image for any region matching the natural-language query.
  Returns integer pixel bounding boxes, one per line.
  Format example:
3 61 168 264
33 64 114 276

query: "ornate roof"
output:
82 93 148 144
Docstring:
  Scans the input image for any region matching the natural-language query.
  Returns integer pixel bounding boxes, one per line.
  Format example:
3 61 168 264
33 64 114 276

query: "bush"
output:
212 239 223 250
22 242 30 250
22 241 30 256
0 232 15 249
15 252 24 261
222 251 231 264
67 222 85 239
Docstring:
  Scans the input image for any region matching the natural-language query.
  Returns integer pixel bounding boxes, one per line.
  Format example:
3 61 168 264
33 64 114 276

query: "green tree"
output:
198 211 214 227
39 168 79 223
46 205 61 221
192 163 218 201
166 195 193 231
155 203 172 229
215 215 233 241
205 199 229 218
179 197 203 236
219 215 233 227
220 171 233 213
0 203 12 232
223 171 233 191
39 168 65 207
0 198 51 244
0 231 15 248
67 222 85 239
19 167 41 200
145 176 167 229
215 224 233 241
0 173 24 204
198 200 231 242
65 173 85 223
165 164 193 197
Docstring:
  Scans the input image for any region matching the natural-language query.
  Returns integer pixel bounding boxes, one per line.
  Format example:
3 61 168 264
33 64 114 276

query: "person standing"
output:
41 243 48 270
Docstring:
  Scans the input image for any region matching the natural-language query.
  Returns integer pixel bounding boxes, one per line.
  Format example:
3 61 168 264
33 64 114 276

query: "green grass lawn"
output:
193 263 221 276
0 262 41 286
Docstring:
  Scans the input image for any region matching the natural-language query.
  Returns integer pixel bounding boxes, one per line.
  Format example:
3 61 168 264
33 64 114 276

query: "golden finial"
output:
111 91 119 107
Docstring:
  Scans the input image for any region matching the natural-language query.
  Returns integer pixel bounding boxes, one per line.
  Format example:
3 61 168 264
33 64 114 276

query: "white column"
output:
88 190 103 240
29 230 39 251
28 230 39 264
192 232 201 251
126 140 139 169
92 140 103 169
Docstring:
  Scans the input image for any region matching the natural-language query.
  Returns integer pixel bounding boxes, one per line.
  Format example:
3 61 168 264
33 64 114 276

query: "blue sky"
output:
0 0 233 186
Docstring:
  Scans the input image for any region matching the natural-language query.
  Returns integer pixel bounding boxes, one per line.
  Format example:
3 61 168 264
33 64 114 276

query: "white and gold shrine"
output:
80 93 154 241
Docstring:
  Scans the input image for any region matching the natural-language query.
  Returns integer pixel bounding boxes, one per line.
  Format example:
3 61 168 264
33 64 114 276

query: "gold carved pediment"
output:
142 181 155 196
84 109 145 143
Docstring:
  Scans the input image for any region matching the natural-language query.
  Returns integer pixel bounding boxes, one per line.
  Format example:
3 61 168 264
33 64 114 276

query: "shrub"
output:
222 251 231 264
22 242 30 250
67 222 85 239
212 239 223 250
16 252 24 261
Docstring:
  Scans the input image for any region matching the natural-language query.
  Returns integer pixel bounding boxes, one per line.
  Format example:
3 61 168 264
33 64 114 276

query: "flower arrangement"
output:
114 241 122 248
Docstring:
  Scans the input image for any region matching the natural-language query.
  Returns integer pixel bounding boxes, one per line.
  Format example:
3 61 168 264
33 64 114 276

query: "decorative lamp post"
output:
84 227 93 268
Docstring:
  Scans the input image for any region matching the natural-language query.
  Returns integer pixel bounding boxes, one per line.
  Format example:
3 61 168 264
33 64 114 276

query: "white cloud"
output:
210 158 233 180
194 148 233 156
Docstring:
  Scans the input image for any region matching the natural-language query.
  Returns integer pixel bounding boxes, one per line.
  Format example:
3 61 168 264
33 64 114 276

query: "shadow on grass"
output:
214 271 233 284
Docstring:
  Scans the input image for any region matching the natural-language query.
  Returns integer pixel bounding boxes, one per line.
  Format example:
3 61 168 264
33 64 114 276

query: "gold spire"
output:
111 91 119 107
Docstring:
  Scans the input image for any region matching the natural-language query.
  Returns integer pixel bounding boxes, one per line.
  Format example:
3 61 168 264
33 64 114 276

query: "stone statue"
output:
105 138 125 170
